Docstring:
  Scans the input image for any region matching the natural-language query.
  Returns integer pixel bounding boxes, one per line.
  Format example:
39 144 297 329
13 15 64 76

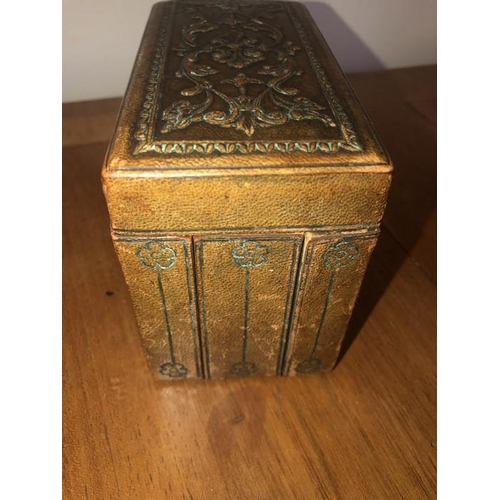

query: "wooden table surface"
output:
63 66 436 500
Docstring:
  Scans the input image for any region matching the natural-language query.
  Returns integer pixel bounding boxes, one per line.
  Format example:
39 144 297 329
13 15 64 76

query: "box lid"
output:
104 0 391 175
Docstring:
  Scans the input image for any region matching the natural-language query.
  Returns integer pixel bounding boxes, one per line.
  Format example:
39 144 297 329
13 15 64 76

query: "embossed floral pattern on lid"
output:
160 3 336 138
130 1 364 156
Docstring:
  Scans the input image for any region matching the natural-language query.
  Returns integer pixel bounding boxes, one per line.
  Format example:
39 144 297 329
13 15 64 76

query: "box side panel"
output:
112 235 202 379
284 231 377 375
104 173 391 232
194 235 302 379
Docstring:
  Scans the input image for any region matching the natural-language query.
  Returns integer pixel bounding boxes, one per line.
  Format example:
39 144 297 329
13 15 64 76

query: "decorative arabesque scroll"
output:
133 2 362 155
162 3 336 137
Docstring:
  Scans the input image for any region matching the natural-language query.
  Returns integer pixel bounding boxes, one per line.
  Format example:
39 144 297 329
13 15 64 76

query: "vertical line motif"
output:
136 241 187 378
286 241 315 375
184 241 201 378
295 240 360 375
242 268 250 363
310 272 336 359
276 240 300 375
157 268 176 365
199 243 211 379
230 241 270 377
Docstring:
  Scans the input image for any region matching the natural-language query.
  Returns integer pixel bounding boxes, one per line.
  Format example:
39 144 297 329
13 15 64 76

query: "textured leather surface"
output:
194 235 301 378
284 232 378 375
113 237 202 379
102 0 392 379
103 0 391 171
104 173 391 232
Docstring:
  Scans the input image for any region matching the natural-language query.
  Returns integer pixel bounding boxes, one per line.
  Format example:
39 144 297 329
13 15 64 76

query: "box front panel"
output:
113 237 201 379
195 235 301 379
284 232 377 375
105 173 391 232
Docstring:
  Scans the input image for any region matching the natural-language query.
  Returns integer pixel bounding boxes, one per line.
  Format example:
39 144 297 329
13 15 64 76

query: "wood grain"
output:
349 66 437 283
62 98 122 148
63 66 436 500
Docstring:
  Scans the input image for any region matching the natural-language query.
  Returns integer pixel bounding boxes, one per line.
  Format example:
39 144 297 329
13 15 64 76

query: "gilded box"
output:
102 0 392 379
